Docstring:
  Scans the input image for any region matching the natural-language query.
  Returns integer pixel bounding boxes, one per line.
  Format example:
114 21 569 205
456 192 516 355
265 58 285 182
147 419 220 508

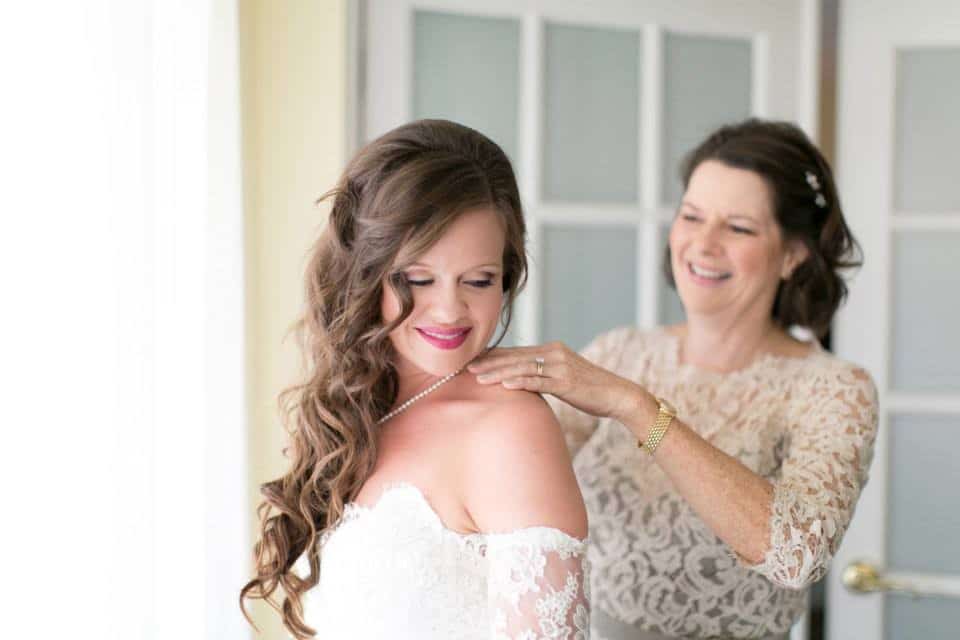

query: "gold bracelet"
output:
638 396 676 455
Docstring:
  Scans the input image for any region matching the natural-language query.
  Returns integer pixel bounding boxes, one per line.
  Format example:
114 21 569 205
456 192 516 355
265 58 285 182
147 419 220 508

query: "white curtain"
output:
1 2 249 638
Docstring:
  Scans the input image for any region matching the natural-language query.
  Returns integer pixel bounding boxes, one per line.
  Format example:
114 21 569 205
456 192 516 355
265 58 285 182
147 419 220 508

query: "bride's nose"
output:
428 283 468 322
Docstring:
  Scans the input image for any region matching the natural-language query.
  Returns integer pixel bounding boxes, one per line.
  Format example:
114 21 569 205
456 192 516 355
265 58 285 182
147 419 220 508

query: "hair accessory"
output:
378 367 464 424
805 171 828 208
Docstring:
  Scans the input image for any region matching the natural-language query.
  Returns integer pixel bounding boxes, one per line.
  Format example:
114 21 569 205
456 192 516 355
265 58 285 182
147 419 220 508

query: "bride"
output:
241 119 591 639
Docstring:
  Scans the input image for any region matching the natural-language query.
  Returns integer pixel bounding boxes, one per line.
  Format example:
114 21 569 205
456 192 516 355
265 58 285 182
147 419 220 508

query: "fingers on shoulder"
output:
466 393 587 538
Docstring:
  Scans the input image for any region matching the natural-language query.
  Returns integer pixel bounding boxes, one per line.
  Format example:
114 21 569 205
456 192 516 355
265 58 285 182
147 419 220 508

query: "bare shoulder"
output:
471 381 558 429
463 381 566 457
461 385 588 538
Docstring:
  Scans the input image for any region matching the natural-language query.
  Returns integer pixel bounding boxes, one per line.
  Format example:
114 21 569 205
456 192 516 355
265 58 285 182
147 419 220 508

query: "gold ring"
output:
535 357 545 376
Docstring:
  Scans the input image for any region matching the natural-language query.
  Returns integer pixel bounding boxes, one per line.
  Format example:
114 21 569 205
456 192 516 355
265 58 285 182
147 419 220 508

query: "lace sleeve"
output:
549 326 635 458
487 528 590 640
750 364 879 589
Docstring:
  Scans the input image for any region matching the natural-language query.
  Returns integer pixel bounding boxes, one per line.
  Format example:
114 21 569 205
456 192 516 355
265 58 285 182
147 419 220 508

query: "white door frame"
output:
830 1 960 638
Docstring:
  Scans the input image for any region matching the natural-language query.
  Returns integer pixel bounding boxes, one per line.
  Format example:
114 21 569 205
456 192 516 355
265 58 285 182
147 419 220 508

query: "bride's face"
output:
381 208 506 377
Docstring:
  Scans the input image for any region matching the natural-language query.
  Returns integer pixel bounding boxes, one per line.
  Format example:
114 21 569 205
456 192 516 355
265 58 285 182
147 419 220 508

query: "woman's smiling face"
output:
669 160 807 322
381 207 506 377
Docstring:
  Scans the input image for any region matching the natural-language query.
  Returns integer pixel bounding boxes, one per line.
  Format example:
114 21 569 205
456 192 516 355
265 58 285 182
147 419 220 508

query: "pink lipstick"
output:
416 326 472 350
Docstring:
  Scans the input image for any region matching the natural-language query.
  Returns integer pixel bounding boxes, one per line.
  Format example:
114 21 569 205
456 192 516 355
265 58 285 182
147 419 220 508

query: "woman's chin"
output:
409 348 483 377
394 328 497 377
674 294 731 318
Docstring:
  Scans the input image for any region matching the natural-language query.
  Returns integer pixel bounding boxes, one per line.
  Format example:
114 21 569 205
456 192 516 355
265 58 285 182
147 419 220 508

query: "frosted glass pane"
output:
895 48 960 212
414 11 520 162
542 226 636 350
543 24 640 203
889 414 960 574
662 34 752 206
892 232 960 391
658 224 686 325
887 596 960 640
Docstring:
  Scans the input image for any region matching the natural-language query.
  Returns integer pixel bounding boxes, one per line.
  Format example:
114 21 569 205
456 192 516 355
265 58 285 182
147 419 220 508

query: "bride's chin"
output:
405 355 477 378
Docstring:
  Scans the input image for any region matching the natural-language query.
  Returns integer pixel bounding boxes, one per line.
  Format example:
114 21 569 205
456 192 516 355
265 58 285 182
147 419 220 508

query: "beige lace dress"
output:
549 327 879 640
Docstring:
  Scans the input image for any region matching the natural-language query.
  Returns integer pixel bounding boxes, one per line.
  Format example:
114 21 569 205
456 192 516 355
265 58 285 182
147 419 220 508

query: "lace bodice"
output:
552 327 878 639
304 483 590 639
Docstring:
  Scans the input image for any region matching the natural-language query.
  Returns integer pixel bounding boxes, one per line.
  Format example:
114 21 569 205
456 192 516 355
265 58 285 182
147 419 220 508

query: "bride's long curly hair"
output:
240 120 527 638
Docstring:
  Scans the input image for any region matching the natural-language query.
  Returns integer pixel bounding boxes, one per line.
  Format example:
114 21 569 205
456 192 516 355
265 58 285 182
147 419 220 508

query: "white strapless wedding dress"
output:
303 483 590 639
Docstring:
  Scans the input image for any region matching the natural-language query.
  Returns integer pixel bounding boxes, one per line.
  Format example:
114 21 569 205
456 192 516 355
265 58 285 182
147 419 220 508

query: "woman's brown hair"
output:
664 118 862 337
240 119 527 638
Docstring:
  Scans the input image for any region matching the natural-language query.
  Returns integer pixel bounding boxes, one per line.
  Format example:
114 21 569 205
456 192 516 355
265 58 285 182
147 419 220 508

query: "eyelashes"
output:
403 276 494 289
680 214 756 235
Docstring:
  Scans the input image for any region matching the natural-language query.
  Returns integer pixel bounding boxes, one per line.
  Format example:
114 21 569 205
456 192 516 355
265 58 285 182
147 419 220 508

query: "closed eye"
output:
465 279 494 288
403 276 495 288
730 225 756 235
681 213 701 223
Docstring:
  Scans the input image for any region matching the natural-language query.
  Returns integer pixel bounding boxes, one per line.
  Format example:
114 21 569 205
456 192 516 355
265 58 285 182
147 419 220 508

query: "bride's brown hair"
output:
240 119 527 638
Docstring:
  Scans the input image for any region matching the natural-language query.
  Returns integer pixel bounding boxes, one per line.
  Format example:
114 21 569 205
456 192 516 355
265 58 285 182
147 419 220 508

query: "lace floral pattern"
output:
304 483 590 640
549 327 878 639
487 528 591 640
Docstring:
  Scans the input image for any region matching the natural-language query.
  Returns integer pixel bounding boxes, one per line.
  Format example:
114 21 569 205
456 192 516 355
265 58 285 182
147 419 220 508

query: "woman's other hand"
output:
467 342 652 423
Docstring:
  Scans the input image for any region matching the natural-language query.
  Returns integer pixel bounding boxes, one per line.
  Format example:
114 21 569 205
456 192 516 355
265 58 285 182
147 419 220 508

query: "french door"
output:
830 1 960 639
362 0 820 352
362 2 821 637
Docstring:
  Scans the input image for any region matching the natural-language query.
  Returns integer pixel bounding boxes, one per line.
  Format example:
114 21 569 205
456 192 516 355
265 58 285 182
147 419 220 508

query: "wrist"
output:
638 396 677 455
611 382 660 440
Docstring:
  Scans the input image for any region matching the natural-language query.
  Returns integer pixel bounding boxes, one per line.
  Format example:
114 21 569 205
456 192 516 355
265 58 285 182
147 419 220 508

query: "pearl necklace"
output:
377 367 464 425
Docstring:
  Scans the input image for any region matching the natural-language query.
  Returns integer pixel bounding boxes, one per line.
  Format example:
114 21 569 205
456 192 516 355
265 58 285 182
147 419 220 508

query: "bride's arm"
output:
463 392 591 639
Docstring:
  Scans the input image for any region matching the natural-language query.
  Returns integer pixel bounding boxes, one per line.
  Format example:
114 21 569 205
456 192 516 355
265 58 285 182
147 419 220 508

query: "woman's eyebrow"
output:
407 261 503 272
678 203 762 225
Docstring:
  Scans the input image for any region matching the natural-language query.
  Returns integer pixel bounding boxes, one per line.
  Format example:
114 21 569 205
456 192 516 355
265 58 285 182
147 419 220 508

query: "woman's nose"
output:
693 221 724 253
430 284 467 320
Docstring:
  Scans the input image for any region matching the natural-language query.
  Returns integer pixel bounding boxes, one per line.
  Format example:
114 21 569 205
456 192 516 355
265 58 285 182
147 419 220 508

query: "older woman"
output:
469 119 879 640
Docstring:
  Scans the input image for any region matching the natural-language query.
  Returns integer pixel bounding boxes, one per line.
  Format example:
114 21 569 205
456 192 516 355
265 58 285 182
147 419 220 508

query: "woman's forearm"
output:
615 383 774 564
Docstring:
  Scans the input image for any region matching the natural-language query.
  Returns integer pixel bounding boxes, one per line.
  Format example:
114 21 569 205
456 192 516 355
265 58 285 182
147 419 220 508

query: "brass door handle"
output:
842 561 896 593
842 560 960 599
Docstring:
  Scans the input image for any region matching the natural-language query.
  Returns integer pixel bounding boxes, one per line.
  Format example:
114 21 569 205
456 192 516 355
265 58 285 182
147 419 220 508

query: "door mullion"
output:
517 13 543 346
639 24 663 329
751 32 770 117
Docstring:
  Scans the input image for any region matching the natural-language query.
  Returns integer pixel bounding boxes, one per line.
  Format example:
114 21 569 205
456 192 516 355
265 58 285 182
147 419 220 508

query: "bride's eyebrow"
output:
407 262 502 272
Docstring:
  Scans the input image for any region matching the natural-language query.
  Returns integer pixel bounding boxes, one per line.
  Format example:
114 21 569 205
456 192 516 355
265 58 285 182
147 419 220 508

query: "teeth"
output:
690 263 730 279
422 329 467 339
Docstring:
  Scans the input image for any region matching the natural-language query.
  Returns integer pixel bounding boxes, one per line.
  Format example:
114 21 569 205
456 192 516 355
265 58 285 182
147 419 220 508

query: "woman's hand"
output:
467 342 653 424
